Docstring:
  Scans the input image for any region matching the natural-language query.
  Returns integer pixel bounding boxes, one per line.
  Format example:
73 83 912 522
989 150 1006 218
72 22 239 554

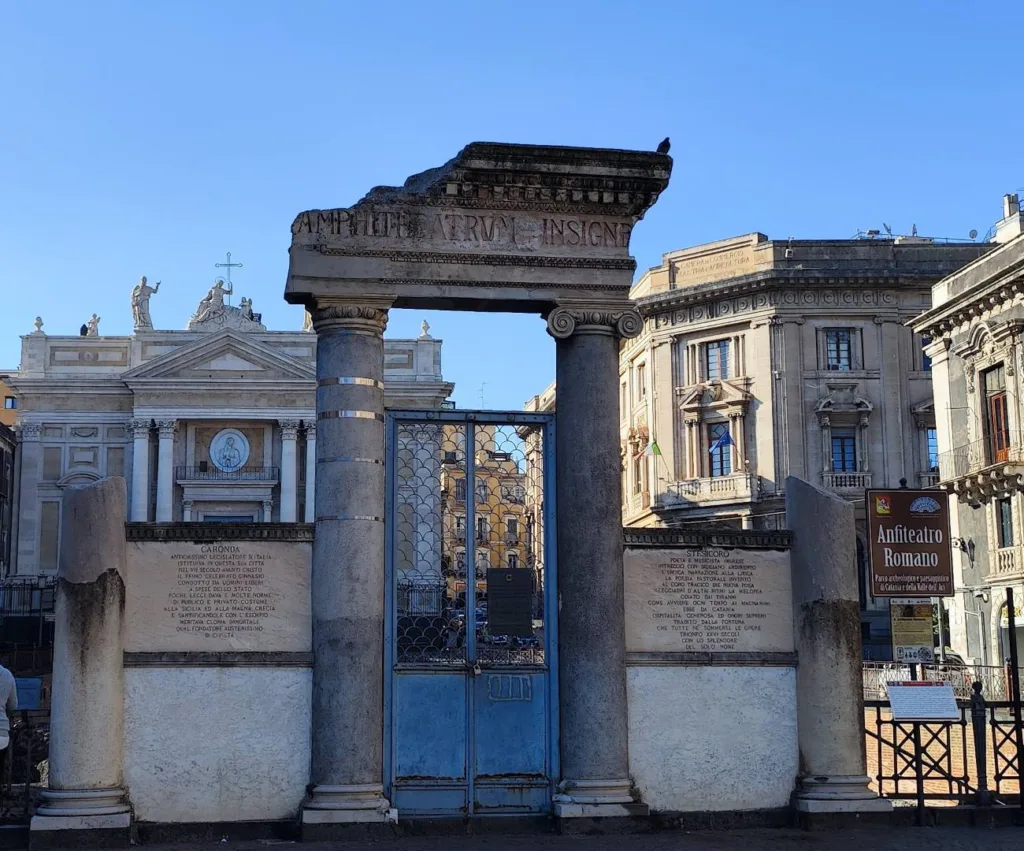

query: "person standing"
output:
0 663 17 751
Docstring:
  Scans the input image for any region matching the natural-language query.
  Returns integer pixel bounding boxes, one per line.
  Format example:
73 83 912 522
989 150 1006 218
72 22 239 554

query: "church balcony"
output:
655 472 760 509
822 471 872 494
938 434 1024 505
175 466 279 483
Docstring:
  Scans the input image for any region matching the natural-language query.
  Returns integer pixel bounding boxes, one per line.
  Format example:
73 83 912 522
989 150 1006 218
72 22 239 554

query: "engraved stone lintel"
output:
311 298 394 336
546 303 643 340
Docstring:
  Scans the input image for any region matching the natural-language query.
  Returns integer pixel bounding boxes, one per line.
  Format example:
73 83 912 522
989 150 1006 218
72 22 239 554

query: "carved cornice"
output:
125 522 314 542
911 254 1024 338
546 304 643 340
623 527 792 550
646 285 904 329
311 300 392 336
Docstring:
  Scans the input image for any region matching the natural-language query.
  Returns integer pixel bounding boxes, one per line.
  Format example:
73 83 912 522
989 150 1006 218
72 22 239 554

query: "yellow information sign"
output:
890 598 934 664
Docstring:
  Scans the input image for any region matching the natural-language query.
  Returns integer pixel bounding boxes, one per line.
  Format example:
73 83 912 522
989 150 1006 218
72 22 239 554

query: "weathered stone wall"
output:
121 524 312 823
622 529 798 812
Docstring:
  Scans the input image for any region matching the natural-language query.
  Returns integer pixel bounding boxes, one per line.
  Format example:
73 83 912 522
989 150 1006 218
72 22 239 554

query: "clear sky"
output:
2 1 1021 409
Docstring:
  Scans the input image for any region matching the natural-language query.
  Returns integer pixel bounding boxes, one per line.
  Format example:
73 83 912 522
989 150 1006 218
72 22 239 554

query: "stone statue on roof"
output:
131 276 161 330
187 278 265 332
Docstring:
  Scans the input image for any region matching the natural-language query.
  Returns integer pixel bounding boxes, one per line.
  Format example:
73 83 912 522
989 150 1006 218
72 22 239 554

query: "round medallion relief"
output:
209 428 250 472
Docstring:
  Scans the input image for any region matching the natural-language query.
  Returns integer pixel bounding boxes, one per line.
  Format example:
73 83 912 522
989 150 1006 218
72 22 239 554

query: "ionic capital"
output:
546 302 643 340
310 298 394 336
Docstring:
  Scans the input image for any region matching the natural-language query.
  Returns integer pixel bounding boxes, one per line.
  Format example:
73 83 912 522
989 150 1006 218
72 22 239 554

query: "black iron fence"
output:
865 685 1022 811
865 661 1021 701
174 466 279 481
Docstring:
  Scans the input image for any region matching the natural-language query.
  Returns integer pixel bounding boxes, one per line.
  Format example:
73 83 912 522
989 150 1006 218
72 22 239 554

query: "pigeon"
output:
656 137 671 155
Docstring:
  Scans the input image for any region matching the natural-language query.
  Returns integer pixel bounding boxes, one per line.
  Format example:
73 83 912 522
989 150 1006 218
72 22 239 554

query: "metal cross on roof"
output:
214 252 243 304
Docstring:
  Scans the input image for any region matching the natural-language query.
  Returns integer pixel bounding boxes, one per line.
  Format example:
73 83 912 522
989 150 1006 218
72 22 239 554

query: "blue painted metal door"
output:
385 410 557 816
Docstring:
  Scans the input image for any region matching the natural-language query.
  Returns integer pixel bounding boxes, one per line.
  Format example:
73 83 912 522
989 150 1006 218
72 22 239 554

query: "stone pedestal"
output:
785 476 890 815
302 300 394 832
32 477 131 844
547 304 646 819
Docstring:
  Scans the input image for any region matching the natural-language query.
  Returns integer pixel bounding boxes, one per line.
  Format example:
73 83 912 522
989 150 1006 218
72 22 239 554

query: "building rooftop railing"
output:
174 466 280 482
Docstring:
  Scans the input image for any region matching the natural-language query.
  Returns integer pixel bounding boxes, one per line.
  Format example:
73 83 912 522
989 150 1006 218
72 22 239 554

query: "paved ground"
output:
150 828 1024 851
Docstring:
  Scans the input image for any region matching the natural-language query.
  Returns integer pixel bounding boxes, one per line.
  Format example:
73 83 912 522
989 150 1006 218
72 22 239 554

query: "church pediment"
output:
122 330 315 384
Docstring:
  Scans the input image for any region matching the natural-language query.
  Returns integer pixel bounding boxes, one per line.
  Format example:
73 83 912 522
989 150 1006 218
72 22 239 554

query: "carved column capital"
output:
310 298 394 336
129 419 152 438
546 303 643 340
305 422 317 440
18 423 42 442
156 419 178 438
182 499 194 511
279 419 301 440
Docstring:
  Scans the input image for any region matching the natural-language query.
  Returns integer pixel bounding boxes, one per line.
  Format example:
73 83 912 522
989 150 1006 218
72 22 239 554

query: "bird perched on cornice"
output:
656 137 671 154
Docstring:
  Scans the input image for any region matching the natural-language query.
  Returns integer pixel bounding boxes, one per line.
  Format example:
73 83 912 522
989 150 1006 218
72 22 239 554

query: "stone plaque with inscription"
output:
623 547 793 654
125 540 311 652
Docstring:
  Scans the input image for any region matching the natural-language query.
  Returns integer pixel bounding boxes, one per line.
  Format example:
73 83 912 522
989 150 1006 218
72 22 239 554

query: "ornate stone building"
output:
5 276 453 578
621 232 990 657
911 195 1024 666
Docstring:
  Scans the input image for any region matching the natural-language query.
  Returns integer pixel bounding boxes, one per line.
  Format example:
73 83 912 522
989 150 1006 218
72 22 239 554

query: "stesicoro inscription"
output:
623 547 793 654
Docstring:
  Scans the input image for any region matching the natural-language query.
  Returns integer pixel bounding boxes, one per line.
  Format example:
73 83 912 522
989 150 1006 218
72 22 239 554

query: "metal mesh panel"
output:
392 418 547 668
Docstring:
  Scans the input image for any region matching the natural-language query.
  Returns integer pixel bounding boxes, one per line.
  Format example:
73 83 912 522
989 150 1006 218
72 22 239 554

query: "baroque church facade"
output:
5 276 453 578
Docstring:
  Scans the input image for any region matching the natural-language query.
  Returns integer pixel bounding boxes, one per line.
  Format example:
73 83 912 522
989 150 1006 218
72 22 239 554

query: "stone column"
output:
262 499 273 523
32 477 131 840
546 303 647 818
8 426 23 575
155 420 176 523
304 423 317 523
279 420 300 522
786 476 890 817
303 299 394 832
14 423 41 575
182 499 194 522
129 419 151 522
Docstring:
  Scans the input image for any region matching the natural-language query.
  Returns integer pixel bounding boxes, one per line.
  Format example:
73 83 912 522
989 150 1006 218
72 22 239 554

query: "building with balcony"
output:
911 194 1024 667
623 231 990 657
4 275 454 578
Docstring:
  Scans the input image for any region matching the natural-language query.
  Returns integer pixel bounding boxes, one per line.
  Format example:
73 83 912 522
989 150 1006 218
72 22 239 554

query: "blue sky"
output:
2 1 1021 409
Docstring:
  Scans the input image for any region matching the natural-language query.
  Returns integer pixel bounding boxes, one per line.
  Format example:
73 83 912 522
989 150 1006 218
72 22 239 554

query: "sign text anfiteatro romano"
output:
866 488 953 597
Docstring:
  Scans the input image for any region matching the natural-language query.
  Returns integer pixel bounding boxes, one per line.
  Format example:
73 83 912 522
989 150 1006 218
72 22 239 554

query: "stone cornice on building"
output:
910 235 1024 338
633 238 992 322
622 527 792 550
124 522 314 542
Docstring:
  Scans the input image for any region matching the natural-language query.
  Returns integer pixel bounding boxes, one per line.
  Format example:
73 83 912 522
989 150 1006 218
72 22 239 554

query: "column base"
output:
793 775 892 812
34 787 131 818
302 784 397 824
553 778 648 818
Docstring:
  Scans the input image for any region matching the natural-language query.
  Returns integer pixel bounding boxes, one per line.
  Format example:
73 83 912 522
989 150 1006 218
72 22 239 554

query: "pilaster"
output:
155 420 177 523
279 419 301 522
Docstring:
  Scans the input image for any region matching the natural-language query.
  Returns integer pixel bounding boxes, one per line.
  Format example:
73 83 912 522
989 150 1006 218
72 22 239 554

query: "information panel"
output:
886 681 960 722
890 598 935 664
623 547 793 654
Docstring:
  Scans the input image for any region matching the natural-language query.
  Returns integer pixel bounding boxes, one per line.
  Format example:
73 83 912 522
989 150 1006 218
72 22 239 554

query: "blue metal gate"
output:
384 410 558 816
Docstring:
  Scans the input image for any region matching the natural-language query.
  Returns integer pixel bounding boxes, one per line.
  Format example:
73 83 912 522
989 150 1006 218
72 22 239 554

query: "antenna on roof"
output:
882 223 893 237
969 229 979 241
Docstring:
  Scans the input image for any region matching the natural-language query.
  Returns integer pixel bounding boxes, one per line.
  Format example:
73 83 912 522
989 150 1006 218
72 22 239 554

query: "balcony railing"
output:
992 546 1023 580
175 466 280 482
657 473 759 507
938 435 1024 481
822 471 872 492
918 471 940 489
